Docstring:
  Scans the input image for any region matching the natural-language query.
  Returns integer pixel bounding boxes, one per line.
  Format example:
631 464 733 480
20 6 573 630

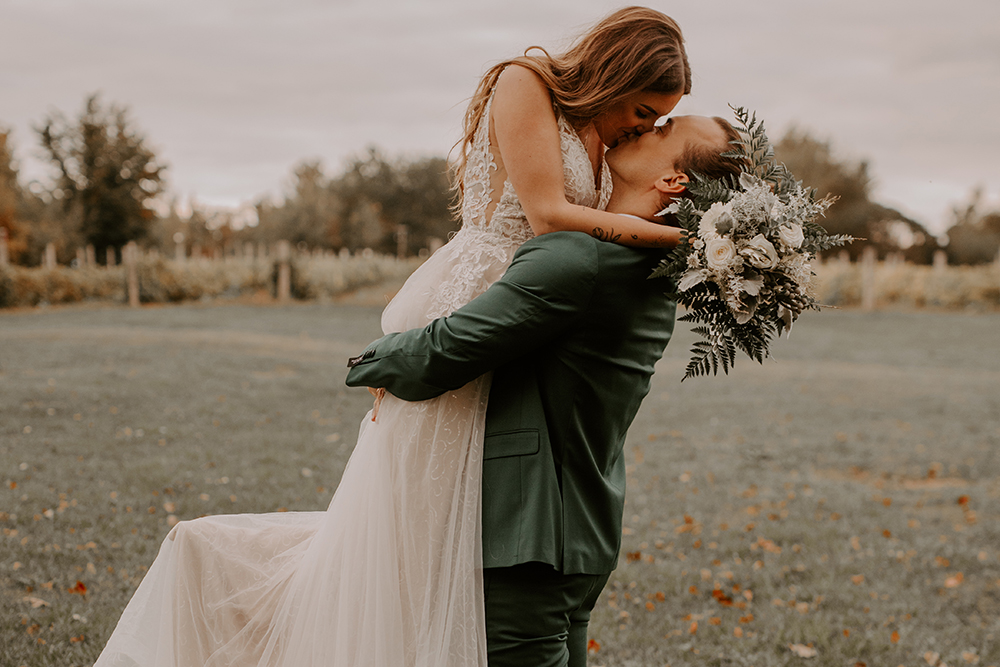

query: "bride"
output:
95 7 690 666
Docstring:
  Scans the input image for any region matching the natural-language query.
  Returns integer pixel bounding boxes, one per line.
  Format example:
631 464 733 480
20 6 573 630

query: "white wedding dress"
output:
95 88 610 667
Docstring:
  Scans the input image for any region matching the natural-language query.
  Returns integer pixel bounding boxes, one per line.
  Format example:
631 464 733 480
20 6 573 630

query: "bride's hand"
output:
368 387 386 422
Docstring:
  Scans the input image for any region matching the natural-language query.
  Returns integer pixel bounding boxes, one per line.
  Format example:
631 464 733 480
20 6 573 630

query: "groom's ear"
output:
655 171 689 196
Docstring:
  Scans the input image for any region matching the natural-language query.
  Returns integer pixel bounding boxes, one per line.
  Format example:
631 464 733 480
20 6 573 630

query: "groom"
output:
346 115 740 666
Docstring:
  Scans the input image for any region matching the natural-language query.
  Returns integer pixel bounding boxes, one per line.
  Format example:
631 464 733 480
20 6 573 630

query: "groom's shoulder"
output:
514 231 661 278
512 232 601 276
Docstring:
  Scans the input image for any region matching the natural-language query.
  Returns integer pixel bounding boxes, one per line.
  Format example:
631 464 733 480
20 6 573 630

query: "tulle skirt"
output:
95 227 520 667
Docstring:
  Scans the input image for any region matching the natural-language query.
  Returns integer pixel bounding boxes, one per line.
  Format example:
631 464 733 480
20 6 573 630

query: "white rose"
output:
778 223 804 249
740 234 779 270
705 237 737 271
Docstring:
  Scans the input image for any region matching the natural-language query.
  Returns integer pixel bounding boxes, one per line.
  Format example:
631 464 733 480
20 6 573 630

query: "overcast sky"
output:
2 0 998 233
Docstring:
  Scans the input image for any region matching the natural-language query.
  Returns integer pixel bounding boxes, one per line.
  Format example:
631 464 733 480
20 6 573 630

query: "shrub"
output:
0 254 424 308
813 259 1000 310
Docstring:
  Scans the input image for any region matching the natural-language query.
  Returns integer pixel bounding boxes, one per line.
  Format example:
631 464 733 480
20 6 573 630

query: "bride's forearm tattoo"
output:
592 226 621 243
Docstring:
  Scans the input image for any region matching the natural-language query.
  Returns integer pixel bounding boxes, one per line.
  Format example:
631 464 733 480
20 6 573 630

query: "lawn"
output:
1 301 998 666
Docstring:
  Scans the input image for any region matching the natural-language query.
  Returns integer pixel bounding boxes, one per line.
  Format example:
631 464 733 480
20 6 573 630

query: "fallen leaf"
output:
944 572 964 588
587 639 600 653
22 596 50 608
789 643 817 658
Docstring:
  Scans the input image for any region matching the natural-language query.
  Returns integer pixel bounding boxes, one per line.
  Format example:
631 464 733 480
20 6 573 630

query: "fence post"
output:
76 247 86 267
277 239 291 303
107 246 117 268
174 233 186 263
396 224 408 259
86 244 96 267
860 246 876 311
125 242 140 307
933 250 948 273
45 242 57 269
0 227 8 266
244 242 254 260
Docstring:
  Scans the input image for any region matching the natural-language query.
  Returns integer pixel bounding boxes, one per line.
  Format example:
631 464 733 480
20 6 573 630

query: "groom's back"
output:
481 232 675 575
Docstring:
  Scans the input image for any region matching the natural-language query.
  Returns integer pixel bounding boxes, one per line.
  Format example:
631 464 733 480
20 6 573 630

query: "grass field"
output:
1 299 999 666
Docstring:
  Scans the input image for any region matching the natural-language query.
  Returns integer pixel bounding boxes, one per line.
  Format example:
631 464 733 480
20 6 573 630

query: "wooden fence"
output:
2 231 998 310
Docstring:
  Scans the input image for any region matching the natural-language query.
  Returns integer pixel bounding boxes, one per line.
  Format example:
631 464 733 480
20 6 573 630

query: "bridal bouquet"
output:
652 106 853 380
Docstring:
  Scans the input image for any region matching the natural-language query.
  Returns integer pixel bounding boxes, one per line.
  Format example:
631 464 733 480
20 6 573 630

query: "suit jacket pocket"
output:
483 430 539 460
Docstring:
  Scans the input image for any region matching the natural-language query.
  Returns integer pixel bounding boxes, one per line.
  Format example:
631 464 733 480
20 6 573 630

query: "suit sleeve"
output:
345 232 599 401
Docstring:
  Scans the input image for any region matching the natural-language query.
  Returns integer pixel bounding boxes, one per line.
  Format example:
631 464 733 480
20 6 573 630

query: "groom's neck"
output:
606 187 657 222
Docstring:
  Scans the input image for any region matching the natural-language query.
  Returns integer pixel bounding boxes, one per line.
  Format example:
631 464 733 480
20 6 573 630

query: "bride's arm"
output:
491 66 681 249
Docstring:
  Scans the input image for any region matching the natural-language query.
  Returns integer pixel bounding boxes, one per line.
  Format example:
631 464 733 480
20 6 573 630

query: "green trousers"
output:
483 562 612 667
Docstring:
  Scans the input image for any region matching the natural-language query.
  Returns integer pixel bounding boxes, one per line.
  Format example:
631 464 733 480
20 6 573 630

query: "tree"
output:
774 129 939 262
0 129 29 263
36 94 166 263
332 148 456 254
253 160 341 249
946 189 1000 265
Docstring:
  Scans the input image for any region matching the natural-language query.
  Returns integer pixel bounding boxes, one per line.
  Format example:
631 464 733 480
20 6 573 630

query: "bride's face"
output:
593 90 684 148
605 115 726 191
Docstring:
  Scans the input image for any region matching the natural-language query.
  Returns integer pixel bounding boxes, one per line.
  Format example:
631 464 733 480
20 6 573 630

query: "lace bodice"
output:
396 87 612 323
460 92 613 246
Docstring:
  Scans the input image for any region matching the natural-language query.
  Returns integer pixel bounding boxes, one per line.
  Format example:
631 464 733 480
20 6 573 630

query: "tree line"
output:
0 95 456 266
1 94 997 267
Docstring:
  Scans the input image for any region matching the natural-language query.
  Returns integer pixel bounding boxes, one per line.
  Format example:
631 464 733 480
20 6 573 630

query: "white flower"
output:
740 234 779 270
677 269 708 292
698 202 732 240
705 237 738 272
778 223 804 249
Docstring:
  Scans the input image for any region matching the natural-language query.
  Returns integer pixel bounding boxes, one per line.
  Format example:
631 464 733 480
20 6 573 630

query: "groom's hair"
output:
675 117 744 188
655 117 743 216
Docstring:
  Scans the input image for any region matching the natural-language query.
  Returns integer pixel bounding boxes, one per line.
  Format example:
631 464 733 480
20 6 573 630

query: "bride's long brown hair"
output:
452 6 691 202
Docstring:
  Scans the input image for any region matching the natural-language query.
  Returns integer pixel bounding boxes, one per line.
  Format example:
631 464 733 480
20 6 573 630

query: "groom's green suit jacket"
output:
345 232 675 575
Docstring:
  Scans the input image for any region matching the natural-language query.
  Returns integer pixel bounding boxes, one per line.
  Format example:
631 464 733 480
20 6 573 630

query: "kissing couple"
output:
96 7 742 666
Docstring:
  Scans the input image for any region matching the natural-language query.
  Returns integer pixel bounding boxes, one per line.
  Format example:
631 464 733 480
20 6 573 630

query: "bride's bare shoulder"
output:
493 64 550 103
491 64 554 122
